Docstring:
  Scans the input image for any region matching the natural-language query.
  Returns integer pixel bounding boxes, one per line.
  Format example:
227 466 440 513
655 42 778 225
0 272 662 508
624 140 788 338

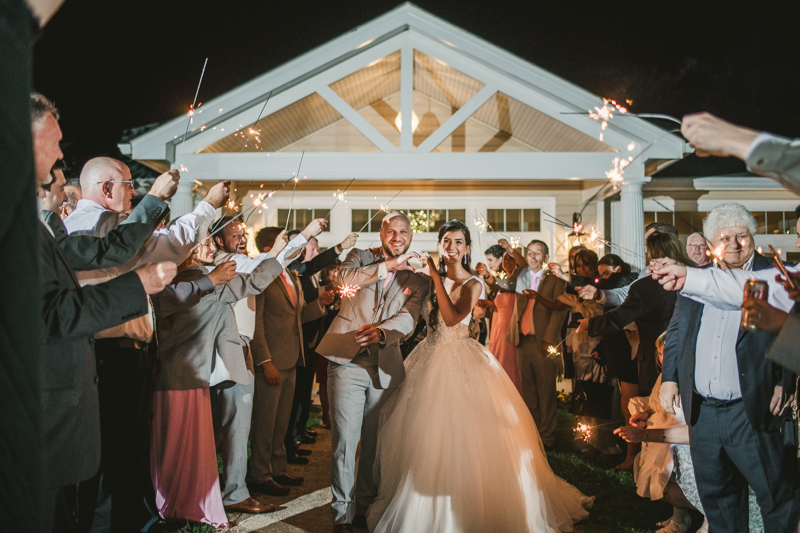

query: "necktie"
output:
281 271 297 307
521 272 539 336
383 270 395 289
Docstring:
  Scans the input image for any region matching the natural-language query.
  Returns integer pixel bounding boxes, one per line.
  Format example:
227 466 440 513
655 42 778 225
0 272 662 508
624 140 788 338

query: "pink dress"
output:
488 291 522 393
150 388 228 527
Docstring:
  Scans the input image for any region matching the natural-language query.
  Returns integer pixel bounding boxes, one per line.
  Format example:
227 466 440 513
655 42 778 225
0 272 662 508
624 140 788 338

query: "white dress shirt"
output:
686 257 755 400
63 198 216 341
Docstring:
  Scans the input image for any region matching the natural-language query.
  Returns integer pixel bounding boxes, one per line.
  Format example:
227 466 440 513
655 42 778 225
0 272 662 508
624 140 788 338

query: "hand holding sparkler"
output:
649 262 688 292
207 261 237 286
267 230 289 258
318 290 335 307
338 233 358 251
149 169 181 201
202 181 231 209
354 323 382 347
300 218 328 241
576 318 589 334
681 112 759 160
776 272 800 302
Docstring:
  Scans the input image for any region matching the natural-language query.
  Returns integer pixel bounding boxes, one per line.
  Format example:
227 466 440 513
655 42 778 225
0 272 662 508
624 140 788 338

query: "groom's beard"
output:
382 241 410 258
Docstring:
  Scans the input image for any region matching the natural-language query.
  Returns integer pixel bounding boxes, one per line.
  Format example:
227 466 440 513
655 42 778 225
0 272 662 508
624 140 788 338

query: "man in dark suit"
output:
660 203 800 531
30 92 177 531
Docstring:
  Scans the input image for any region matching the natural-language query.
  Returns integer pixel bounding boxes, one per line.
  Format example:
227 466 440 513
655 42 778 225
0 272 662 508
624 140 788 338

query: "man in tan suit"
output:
316 213 428 533
249 227 334 496
508 240 567 448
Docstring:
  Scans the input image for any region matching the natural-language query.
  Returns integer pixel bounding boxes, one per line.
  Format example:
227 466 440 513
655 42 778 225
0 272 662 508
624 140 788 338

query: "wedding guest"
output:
62 178 81 219
64 157 229 532
654 203 800 531
477 248 526 392
681 112 800 195
30 92 176 531
249 227 333 497
483 244 505 274
616 332 764 533
685 232 710 267
285 232 358 458
578 223 677 305
597 253 631 280
508 239 568 448
151 231 287 522
579 231 689 397
211 218 320 509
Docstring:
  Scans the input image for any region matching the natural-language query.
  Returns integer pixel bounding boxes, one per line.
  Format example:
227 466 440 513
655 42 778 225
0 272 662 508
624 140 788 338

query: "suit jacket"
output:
746 133 800 196
155 258 283 390
662 253 784 431
507 268 568 348
41 194 168 271
767 304 800 375
316 248 429 389
588 275 677 394
251 270 325 371
38 222 148 488
287 245 340 349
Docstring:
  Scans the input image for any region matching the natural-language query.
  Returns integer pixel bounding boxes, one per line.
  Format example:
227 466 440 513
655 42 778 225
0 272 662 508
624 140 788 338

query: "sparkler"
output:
542 212 646 261
175 58 208 167
509 236 521 249
338 283 362 319
357 191 403 233
325 177 356 219
574 423 593 442
284 151 306 231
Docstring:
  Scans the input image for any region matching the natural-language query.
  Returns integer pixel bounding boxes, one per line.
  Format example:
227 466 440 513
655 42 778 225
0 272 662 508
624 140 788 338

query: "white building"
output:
119 3 799 267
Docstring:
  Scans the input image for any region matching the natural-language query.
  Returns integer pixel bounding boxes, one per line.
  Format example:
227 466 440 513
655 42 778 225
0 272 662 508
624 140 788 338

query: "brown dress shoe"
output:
223 496 275 514
273 473 304 486
251 478 291 496
333 524 354 533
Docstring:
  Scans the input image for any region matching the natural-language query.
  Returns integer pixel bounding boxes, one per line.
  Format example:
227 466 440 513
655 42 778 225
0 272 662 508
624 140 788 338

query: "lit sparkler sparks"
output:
473 215 489 234
509 236 520 249
587 98 628 141
574 423 592 442
338 283 361 299
605 157 631 184
179 164 189 173
546 345 561 358
225 199 239 212
326 177 356 219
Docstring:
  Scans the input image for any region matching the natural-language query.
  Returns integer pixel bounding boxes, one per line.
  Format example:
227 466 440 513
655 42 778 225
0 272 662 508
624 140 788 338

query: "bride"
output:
366 220 593 533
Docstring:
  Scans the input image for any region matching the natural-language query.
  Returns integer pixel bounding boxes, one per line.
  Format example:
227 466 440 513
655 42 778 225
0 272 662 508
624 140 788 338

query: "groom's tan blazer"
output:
316 247 429 389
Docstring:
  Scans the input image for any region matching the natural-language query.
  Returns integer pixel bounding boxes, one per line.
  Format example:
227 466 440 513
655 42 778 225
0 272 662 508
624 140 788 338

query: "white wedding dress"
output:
367 276 594 533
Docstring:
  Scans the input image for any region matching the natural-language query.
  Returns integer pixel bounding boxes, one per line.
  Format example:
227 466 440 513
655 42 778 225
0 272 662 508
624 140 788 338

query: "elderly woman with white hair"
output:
658 203 800 532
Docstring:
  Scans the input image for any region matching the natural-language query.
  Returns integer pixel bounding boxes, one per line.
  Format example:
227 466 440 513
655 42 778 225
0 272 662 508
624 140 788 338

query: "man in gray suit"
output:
249 227 334 496
508 240 568 448
316 213 428 533
681 111 800 195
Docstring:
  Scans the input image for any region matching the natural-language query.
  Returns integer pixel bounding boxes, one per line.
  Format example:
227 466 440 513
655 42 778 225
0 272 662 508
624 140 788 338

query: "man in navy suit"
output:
659 203 800 532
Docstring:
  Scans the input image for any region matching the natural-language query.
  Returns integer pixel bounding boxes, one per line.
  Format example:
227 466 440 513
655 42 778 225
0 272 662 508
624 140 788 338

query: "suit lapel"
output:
382 271 408 318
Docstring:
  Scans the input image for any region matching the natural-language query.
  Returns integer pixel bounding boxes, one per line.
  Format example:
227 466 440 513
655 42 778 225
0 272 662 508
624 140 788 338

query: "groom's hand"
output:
355 324 382 347
385 252 419 273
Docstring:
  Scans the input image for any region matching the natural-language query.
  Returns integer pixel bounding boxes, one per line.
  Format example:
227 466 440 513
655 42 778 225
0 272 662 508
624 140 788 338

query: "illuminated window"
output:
278 209 330 232
486 209 540 232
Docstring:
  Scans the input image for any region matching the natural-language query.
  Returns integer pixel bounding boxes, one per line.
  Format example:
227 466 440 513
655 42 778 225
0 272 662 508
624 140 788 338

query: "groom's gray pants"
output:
328 361 394 525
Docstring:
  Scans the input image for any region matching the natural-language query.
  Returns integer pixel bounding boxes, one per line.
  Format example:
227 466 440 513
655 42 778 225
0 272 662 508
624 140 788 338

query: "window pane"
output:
278 209 291 229
311 209 330 231
522 209 540 232
786 252 800 265
752 212 767 234
784 211 798 235
506 209 521 232
402 209 429 233
294 209 313 231
487 209 504 232
428 209 445 232
766 212 782 234
674 211 695 235
448 209 465 223
352 209 369 233
644 211 656 229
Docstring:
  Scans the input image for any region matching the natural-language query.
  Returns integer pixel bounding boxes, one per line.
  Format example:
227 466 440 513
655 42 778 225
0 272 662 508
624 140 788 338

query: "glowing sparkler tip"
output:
178 164 189 173
337 284 361 299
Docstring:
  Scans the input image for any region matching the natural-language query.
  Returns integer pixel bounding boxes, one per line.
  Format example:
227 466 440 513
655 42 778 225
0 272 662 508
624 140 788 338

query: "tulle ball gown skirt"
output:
367 323 593 533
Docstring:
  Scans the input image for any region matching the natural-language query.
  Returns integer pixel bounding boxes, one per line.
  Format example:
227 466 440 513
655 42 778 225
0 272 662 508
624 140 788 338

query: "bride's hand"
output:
422 252 439 275
415 255 432 279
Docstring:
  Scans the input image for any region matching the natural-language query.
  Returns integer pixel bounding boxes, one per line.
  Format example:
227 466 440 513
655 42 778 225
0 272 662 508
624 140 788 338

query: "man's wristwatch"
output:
377 328 387 346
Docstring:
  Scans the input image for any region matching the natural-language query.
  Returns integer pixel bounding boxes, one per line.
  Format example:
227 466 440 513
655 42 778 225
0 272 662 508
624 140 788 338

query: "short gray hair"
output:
703 203 757 238
30 92 59 130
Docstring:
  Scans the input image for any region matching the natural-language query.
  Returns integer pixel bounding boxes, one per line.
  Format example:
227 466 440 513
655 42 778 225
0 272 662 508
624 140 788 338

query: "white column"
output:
171 179 194 218
620 180 646 271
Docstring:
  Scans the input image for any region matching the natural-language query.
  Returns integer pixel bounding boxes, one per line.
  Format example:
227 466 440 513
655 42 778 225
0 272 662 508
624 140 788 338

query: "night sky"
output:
32 0 800 178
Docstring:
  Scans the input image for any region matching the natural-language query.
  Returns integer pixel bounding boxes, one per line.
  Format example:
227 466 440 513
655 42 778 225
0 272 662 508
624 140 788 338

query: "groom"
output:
317 212 429 532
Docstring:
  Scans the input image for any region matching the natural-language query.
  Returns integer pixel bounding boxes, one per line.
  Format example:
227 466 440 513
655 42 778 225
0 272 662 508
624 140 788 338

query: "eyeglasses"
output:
99 180 134 189
687 244 708 249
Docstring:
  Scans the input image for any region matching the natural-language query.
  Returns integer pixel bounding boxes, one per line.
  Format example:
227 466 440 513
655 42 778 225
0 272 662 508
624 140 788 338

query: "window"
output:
398 208 470 233
644 210 797 235
278 209 330 232
351 209 382 233
485 209 540 232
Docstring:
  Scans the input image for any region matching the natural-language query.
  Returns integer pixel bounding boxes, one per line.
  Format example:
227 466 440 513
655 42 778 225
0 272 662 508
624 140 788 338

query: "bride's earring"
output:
462 255 469 267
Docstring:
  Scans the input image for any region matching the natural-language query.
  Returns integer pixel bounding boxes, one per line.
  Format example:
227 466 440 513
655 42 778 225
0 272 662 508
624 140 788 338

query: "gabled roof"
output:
120 3 687 181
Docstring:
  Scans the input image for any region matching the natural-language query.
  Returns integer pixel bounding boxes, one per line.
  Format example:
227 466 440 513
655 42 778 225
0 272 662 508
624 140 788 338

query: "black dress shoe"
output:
352 514 368 528
287 454 309 465
273 473 304 486
251 479 290 496
333 525 354 533
295 447 312 456
305 429 318 437
298 434 316 444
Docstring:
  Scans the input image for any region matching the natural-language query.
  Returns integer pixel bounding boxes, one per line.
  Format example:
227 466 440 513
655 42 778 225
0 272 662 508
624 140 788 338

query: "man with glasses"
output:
686 232 711 267
64 156 230 532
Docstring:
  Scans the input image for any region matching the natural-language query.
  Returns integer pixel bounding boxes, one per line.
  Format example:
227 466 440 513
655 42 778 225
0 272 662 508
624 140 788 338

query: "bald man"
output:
64 157 231 531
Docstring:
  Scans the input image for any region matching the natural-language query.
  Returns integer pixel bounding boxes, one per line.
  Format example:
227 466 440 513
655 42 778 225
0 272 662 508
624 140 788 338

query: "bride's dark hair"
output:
429 219 473 330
